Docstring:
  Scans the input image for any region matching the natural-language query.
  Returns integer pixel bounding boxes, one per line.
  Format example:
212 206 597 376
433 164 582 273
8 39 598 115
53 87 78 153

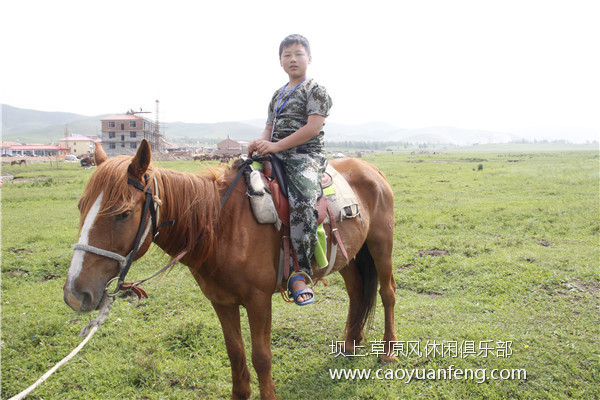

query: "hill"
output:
2 104 597 145
1 104 107 143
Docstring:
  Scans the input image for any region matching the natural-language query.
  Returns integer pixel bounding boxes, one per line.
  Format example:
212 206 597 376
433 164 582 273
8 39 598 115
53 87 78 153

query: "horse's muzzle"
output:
63 282 104 312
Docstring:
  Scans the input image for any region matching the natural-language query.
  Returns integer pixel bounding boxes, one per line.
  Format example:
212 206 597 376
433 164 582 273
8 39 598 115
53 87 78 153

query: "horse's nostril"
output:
80 291 93 312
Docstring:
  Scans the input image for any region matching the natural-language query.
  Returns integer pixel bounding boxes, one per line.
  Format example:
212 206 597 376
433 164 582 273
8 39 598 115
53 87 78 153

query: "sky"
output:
1 0 599 135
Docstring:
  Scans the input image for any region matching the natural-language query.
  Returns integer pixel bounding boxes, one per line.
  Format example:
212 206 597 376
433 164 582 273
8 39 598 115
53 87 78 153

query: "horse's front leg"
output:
246 293 278 400
212 302 252 400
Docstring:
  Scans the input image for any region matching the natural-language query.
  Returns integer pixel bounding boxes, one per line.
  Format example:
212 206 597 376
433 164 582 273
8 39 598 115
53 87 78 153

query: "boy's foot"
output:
288 274 314 306
291 279 313 303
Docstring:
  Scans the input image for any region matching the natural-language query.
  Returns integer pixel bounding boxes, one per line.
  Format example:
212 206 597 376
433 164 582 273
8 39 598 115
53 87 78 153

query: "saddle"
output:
260 155 332 227
238 155 354 287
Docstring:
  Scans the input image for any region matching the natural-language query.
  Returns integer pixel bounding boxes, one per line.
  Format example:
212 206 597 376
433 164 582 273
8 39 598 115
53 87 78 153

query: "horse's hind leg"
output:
339 259 367 352
366 233 398 362
212 303 252 399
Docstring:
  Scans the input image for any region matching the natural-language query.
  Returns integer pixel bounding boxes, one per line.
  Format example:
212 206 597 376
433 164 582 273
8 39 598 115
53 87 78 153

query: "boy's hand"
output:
249 139 280 156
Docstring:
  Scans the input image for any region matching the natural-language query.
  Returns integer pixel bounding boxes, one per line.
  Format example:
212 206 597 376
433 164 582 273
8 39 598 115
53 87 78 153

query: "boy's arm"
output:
250 114 325 155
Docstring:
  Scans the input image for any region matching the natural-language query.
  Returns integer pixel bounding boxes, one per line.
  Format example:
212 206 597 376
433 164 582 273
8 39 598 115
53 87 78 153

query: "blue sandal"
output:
288 273 314 306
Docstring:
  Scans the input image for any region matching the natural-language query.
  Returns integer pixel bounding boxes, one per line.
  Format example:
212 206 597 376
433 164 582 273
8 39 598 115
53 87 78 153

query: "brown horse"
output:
63 139 398 399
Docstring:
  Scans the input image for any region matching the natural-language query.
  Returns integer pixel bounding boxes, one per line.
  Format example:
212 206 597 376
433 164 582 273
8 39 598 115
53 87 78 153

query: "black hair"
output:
279 34 311 58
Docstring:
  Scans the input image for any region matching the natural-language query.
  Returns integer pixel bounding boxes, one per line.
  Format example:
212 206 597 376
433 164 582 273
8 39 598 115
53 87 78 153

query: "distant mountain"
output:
396 126 521 146
1 104 83 135
1 104 106 143
2 104 597 145
509 125 599 143
164 121 258 142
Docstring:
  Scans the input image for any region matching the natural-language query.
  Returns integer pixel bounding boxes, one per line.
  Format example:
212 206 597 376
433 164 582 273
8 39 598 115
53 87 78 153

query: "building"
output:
10 144 69 157
1 141 19 156
216 136 245 155
100 110 164 157
59 134 98 156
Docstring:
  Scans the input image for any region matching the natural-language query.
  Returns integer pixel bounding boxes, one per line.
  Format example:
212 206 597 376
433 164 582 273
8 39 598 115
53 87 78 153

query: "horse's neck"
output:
153 168 222 264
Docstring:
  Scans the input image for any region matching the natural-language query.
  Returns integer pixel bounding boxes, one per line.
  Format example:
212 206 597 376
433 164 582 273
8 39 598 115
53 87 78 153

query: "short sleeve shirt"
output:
266 78 332 154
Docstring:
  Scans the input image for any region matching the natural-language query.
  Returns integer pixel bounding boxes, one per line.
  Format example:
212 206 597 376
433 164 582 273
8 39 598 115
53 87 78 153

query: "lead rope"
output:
10 177 174 400
8 297 114 400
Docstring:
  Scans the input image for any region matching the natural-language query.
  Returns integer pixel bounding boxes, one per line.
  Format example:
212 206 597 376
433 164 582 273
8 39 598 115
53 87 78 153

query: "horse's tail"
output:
354 242 378 334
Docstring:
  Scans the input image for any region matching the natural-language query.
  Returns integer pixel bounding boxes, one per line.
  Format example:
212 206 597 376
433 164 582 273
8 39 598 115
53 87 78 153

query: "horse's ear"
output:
128 139 151 178
94 143 108 166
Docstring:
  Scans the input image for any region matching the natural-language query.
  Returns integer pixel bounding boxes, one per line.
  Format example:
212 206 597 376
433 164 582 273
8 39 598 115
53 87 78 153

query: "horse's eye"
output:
116 210 132 220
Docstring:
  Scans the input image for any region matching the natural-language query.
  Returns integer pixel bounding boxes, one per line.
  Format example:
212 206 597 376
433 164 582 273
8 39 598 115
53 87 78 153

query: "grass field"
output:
1 147 599 399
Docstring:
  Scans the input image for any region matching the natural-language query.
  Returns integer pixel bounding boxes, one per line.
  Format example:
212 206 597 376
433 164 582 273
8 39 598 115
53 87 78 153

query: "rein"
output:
73 174 179 300
220 157 255 208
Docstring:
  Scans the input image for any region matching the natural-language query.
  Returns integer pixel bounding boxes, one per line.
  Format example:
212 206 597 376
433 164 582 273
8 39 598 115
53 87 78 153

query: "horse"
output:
63 139 398 399
80 156 95 167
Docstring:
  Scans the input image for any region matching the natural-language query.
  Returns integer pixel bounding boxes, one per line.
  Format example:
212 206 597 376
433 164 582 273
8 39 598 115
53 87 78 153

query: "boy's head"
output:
279 34 311 59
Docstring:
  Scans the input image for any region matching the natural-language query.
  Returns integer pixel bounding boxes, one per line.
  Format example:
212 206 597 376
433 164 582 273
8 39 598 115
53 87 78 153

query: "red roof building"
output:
10 144 69 157
217 136 243 155
59 135 99 156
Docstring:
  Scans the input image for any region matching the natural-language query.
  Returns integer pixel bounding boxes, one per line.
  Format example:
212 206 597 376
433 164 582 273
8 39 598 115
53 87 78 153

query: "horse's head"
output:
64 140 154 312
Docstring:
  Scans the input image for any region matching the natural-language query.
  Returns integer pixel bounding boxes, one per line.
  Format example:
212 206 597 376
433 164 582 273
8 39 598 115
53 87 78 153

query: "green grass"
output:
1 150 599 399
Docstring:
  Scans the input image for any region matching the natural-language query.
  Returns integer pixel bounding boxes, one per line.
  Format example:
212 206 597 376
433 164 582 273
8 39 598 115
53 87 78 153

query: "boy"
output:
247 34 332 305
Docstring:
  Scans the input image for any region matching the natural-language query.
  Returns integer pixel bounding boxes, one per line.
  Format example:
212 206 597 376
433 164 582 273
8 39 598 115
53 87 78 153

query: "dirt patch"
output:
461 158 488 162
569 280 600 296
6 269 28 275
418 250 450 257
535 238 551 247
40 273 61 282
399 264 417 270
9 248 31 254
419 291 443 298
10 176 50 183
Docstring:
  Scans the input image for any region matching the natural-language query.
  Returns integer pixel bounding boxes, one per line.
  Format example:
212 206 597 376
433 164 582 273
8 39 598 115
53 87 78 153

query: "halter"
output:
73 173 173 296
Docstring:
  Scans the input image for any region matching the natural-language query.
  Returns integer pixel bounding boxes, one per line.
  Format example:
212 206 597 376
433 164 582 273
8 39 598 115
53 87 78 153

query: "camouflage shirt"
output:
266 78 332 154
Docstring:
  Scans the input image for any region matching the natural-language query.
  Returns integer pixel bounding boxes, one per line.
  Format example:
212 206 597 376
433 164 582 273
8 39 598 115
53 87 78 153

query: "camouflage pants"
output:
278 152 328 275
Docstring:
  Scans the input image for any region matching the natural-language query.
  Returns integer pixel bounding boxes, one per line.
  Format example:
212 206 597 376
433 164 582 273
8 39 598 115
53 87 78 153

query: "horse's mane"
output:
79 155 230 263
153 165 227 261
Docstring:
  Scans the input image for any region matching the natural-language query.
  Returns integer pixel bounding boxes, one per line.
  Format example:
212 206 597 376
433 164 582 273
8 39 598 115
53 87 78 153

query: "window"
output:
130 121 136 127
130 131 136 138
109 131 116 139
121 143 125 148
130 143 137 149
109 143 116 149
108 121 115 128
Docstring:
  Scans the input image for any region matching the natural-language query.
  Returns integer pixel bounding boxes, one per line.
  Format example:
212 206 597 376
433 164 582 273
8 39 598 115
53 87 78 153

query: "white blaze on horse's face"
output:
64 192 103 309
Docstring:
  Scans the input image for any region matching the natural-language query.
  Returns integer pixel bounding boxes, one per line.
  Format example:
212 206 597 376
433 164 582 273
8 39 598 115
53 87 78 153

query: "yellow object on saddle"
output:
314 224 328 268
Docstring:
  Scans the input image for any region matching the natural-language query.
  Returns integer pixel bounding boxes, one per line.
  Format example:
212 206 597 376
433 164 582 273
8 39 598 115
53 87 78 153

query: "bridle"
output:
73 173 175 297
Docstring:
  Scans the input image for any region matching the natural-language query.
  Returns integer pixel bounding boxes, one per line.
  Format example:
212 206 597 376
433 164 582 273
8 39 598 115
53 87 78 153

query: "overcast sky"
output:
1 0 598 134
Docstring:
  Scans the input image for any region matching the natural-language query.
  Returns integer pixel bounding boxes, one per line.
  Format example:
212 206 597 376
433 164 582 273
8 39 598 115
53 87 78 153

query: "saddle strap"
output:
282 226 301 283
326 203 349 261
283 230 291 283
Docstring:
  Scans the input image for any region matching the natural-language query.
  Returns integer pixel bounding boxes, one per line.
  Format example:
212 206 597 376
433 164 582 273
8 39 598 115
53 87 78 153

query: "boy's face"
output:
280 43 311 82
